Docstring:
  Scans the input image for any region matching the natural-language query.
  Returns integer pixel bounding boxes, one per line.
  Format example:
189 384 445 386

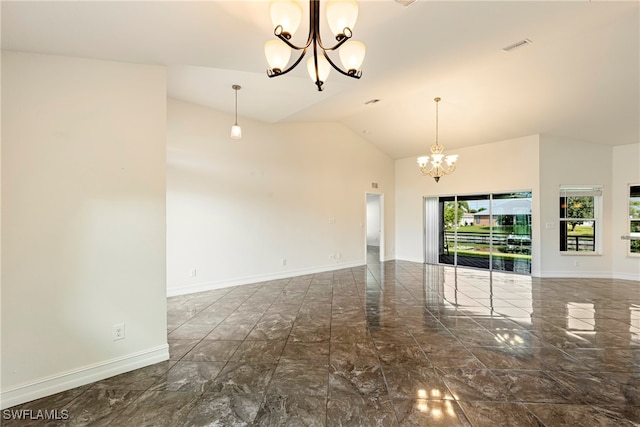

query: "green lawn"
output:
567 225 594 237
448 225 513 234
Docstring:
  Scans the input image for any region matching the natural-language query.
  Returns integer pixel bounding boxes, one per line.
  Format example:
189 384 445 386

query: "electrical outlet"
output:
189 268 197 278
113 323 125 341
281 258 287 266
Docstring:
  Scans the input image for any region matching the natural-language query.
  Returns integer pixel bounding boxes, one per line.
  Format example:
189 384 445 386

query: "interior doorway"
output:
366 194 383 264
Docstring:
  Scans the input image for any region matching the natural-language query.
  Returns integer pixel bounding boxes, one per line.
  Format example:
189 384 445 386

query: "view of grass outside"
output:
443 199 532 263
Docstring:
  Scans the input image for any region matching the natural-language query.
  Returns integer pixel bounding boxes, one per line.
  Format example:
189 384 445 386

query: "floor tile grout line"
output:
363 260 405 426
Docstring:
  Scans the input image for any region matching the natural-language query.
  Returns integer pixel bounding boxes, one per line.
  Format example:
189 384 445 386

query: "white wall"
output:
612 143 640 280
395 135 541 269
167 98 395 295
538 135 613 277
1 52 168 408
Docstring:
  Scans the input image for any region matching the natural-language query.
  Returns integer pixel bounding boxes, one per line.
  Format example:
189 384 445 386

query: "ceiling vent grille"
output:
502 39 532 52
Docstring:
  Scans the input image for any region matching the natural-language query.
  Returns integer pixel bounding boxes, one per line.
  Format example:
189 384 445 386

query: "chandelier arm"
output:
309 0 362 78
309 0 324 90
267 47 309 78
311 43 324 91
274 31 313 51
315 26 352 52
418 161 457 177
321 50 362 79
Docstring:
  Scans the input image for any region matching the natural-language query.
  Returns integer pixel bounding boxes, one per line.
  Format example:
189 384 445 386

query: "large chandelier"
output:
417 97 459 183
264 0 366 91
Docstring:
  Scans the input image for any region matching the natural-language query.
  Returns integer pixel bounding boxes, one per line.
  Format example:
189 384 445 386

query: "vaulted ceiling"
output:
3 1 638 159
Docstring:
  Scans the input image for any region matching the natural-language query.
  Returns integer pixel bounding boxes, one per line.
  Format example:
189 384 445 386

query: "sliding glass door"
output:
491 193 532 273
428 191 532 274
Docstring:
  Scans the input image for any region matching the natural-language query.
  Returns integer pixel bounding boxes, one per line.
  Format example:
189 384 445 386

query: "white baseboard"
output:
537 271 613 279
167 261 365 297
0 344 169 410
612 271 640 282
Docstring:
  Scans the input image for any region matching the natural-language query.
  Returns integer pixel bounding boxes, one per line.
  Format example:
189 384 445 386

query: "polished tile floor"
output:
6 258 640 426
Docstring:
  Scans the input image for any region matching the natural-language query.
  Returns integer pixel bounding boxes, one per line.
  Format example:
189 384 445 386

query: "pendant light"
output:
231 84 242 140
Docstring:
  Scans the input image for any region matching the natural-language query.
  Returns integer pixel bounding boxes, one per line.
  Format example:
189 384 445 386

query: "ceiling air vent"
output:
502 39 532 52
394 0 416 7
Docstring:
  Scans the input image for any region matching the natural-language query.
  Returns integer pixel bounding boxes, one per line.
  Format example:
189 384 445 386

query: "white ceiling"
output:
2 0 638 159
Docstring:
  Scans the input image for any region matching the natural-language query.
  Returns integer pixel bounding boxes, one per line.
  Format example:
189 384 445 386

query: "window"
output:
629 184 640 256
559 186 602 253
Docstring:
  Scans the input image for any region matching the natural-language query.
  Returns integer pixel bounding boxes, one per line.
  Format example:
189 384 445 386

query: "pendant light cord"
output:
434 97 440 145
232 84 241 125
234 88 238 125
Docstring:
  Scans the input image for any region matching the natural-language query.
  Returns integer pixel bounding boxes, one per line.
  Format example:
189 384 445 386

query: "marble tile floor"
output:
5 260 640 426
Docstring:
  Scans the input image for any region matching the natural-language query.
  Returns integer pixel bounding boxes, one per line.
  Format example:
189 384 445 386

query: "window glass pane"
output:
560 220 596 251
439 200 455 266
630 185 640 254
455 195 491 270
559 186 599 253
564 196 595 219
630 185 640 220
492 193 532 273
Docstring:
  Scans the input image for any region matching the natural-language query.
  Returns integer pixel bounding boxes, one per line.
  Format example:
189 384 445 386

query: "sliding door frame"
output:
424 190 533 274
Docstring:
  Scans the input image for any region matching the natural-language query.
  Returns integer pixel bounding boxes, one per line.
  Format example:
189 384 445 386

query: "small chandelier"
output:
264 0 366 91
417 97 459 183
230 84 242 140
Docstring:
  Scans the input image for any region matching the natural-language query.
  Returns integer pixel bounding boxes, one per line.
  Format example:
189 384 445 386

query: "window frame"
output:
559 185 602 255
628 183 640 257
